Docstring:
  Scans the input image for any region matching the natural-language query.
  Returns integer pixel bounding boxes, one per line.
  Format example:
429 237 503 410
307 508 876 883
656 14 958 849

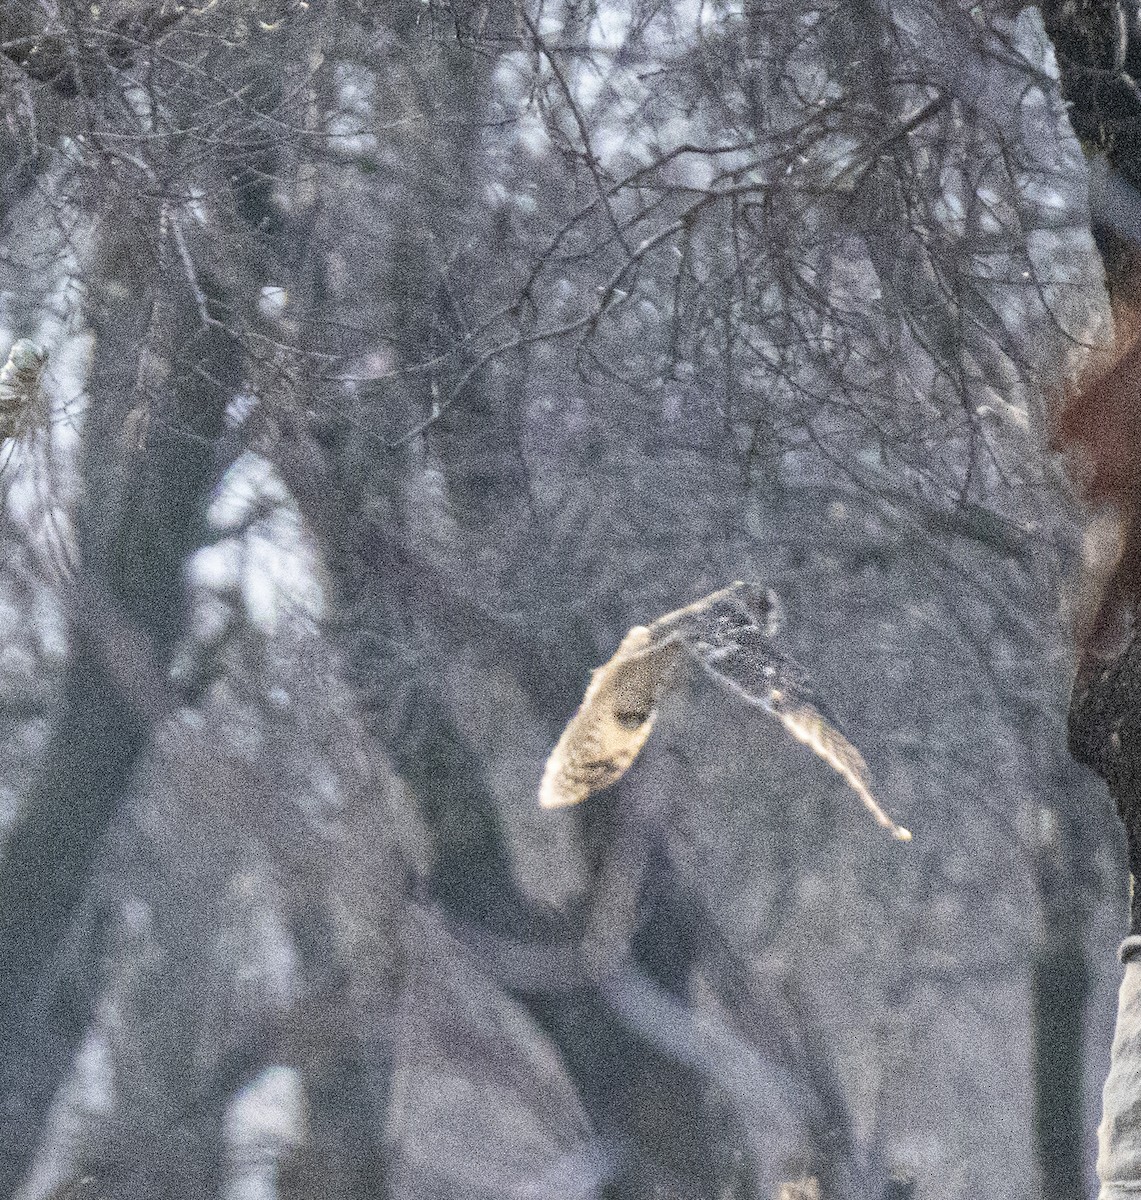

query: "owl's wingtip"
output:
538 768 586 809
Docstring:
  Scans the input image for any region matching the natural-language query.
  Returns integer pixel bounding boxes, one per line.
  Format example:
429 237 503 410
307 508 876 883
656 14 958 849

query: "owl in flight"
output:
539 581 911 841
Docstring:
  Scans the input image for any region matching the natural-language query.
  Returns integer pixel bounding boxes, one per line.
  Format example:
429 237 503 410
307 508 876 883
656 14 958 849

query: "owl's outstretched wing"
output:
687 624 911 841
538 625 684 809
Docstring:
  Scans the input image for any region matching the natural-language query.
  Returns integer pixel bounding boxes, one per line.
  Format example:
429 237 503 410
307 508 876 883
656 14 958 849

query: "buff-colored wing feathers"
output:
539 581 911 842
539 625 682 810
764 695 910 841
692 625 911 841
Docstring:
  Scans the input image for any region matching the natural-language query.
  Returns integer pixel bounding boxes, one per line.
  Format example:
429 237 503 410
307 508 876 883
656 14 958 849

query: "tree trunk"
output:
0 207 239 1196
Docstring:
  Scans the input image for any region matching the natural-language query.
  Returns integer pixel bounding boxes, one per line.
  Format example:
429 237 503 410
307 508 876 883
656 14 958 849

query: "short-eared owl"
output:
0 339 47 440
539 581 910 841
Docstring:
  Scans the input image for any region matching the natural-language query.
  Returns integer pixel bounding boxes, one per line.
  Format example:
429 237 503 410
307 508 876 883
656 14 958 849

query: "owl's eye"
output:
614 709 650 730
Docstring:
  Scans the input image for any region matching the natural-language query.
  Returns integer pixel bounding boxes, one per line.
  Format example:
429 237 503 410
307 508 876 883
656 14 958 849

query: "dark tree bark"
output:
0 208 240 1196
1038 3 1141 1196
1031 804 1093 1200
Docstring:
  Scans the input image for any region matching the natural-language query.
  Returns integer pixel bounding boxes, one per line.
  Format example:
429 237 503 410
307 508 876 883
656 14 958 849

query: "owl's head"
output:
721 580 784 638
